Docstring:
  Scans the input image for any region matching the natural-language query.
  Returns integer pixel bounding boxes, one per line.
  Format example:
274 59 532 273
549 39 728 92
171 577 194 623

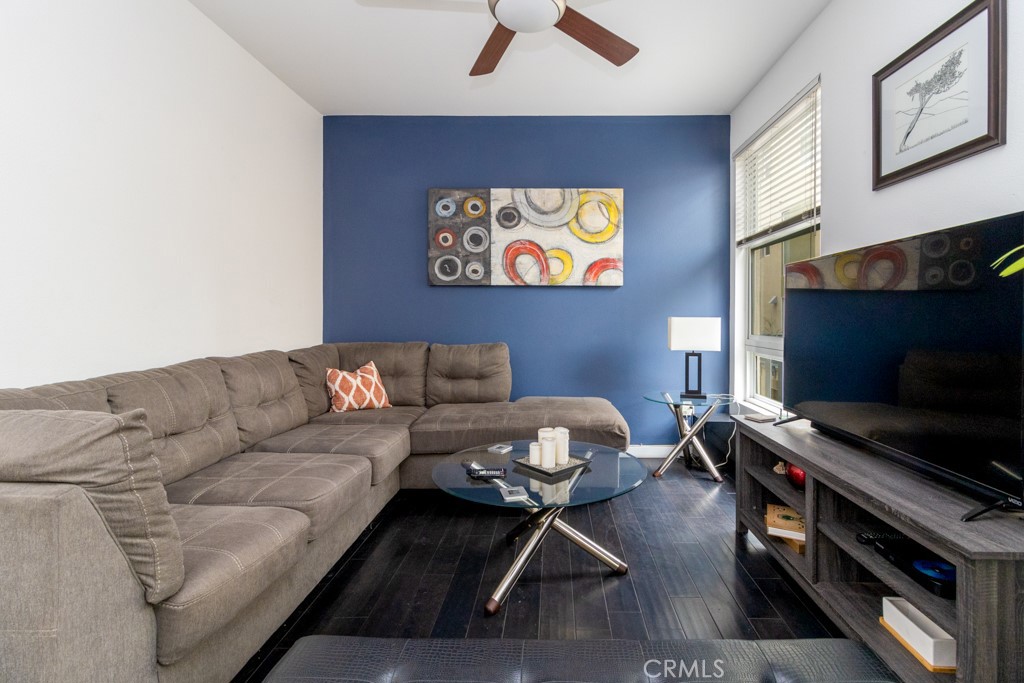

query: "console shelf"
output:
738 506 809 580
735 418 1024 683
745 463 805 514
817 521 956 635
816 582 952 683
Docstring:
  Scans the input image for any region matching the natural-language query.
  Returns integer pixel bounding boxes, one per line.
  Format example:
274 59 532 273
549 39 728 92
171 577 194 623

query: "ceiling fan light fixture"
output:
488 0 566 33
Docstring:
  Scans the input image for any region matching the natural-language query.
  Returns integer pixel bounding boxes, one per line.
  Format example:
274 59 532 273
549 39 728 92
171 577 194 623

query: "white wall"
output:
728 0 1022 406
732 0 1023 254
0 0 323 387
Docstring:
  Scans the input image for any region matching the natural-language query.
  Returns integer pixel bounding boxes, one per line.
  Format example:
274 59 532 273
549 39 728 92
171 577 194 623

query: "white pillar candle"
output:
529 441 541 465
541 482 555 505
555 480 570 505
540 435 556 469
538 427 555 444
554 427 570 465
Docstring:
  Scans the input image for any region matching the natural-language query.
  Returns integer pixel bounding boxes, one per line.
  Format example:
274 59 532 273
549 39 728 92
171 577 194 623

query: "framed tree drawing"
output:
872 0 1006 190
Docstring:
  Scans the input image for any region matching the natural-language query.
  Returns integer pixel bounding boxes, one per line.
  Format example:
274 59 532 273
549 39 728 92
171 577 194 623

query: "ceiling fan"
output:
470 0 639 76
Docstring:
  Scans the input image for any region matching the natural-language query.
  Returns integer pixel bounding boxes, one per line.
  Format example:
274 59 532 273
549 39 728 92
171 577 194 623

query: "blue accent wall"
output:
323 116 730 444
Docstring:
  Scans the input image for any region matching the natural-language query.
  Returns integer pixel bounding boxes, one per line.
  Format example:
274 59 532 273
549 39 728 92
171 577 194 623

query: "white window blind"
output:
735 82 821 245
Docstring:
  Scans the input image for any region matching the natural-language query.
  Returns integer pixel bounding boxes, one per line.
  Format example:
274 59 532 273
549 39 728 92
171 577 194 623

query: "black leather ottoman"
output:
263 636 899 683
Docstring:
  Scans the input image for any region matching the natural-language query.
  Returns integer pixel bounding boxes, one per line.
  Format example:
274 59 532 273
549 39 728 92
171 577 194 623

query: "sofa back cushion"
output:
101 359 241 484
336 342 429 407
0 409 185 604
425 343 512 406
215 351 308 450
0 388 64 411
288 344 342 418
27 379 111 412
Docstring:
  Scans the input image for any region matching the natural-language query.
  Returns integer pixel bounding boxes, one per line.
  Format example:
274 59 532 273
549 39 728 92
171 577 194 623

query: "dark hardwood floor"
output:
233 460 839 682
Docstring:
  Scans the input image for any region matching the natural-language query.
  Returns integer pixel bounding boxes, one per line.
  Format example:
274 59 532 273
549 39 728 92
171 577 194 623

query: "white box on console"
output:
881 597 956 670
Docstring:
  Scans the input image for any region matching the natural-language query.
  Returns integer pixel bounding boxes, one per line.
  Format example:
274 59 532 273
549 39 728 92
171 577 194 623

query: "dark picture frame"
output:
872 0 1006 190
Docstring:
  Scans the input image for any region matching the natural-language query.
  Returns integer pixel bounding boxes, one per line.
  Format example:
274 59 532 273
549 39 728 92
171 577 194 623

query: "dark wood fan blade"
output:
470 23 516 76
555 6 638 67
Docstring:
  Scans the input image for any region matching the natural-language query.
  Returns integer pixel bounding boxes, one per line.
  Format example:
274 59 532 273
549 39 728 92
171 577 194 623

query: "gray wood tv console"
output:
734 418 1024 683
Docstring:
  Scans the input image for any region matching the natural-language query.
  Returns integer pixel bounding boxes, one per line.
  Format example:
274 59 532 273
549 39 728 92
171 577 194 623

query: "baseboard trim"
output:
626 445 674 459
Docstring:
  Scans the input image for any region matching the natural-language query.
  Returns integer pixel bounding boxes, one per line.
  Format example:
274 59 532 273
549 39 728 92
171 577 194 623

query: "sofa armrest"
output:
0 483 158 683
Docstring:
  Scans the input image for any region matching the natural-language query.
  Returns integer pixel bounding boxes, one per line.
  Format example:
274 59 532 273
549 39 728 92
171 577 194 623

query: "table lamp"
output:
668 317 721 400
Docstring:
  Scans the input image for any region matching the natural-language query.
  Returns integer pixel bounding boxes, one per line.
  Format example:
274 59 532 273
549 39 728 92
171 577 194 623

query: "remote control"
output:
856 530 906 545
469 468 506 480
462 461 507 480
499 486 529 502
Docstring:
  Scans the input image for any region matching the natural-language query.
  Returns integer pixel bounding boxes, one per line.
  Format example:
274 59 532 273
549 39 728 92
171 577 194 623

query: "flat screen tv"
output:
783 212 1024 521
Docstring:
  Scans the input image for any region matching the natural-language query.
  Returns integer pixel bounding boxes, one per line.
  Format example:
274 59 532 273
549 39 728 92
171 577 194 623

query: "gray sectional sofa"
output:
0 341 628 683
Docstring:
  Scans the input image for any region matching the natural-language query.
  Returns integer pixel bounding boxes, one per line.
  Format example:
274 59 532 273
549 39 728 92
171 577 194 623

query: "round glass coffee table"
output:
433 440 647 615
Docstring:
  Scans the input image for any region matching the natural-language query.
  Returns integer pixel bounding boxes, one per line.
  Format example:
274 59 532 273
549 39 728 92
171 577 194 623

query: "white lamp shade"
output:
668 317 721 352
489 0 566 33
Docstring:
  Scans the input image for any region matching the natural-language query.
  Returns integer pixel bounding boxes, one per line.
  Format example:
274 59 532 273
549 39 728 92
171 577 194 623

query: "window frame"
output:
732 77 821 414
741 222 819 411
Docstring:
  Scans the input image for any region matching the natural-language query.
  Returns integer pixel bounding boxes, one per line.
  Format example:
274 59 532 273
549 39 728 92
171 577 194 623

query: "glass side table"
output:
643 392 735 481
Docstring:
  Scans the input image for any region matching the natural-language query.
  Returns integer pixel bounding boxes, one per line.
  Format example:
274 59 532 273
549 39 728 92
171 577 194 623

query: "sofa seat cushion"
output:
163 452 371 540
250 424 409 485
513 397 630 448
409 397 629 454
157 504 309 665
311 405 426 427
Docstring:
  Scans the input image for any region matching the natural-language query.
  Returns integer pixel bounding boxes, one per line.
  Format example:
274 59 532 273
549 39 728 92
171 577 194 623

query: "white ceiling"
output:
186 0 833 115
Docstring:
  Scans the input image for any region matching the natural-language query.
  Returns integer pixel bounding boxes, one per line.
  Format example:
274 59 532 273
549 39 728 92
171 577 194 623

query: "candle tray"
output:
513 455 590 481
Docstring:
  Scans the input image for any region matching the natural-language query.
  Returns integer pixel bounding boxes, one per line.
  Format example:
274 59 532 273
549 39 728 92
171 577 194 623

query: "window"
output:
734 80 821 410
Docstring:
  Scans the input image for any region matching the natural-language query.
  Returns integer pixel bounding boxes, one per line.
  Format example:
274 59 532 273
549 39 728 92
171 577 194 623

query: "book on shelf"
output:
765 503 806 541
762 515 807 553
781 535 806 554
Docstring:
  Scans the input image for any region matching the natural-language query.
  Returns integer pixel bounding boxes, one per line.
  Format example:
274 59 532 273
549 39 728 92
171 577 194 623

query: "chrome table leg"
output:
688 430 724 483
552 518 628 574
485 507 561 615
654 398 723 480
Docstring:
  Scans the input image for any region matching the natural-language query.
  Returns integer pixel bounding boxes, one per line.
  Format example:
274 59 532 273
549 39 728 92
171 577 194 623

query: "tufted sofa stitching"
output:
273 360 303 427
177 509 286 546
183 455 268 504
31 385 111 410
99 362 241 485
168 435 194 474
109 412 166 598
334 342 430 407
176 454 366 505
243 453 334 503
163 514 307 609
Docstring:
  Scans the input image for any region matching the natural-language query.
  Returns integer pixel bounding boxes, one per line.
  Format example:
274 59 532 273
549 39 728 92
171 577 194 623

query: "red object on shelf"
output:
786 463 806 490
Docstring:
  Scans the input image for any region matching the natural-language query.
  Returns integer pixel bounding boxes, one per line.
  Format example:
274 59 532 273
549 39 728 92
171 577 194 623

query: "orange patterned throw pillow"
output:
326 361 392 412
